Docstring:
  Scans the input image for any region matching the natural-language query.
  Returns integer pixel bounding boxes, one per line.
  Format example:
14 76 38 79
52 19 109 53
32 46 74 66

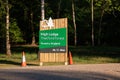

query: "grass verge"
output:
70 46 120 64
0 45 120 67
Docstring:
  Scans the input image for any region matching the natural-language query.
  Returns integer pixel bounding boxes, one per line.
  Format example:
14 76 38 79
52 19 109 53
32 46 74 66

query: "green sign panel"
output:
39 28 67 53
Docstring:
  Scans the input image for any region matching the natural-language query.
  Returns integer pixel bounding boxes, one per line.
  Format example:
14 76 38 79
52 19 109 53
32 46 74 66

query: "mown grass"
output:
0 45 120 67
0 45 39 67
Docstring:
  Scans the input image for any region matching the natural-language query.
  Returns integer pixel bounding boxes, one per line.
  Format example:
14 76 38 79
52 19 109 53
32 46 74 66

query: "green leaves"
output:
10 19 24 43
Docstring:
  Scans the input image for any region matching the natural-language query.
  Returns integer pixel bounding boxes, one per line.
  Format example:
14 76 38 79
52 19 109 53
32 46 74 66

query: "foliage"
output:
0 0 120 46
0 0 6 52
9 19 24 43
0 0 5 18
0 0 6 38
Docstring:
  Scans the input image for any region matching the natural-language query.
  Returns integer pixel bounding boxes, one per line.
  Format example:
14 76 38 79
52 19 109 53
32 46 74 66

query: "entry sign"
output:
39 18 67 64
39 27 66 53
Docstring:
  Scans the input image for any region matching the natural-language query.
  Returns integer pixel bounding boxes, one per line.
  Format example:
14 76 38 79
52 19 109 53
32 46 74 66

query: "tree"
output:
57 0 61 18
94 0 113 45
6 0 11 56
98 0 110 45
72 0 77 46
41 0 45 20
30 12 36 45
91 0 94 46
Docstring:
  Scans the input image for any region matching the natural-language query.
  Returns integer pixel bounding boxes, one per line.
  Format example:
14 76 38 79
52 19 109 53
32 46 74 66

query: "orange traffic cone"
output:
69 51 73 65
21 51 27 67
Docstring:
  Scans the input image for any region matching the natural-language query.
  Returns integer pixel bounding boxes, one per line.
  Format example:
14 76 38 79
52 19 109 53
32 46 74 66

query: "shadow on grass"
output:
0 60 20 65
70 46 120 55
69 46 120 63
0 60 39 66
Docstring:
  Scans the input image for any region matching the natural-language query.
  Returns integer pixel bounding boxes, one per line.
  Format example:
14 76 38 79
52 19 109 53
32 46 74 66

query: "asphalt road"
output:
0 64 120 80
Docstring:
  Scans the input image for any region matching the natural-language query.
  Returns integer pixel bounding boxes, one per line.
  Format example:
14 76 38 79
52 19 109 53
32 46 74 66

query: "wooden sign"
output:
38 18 68 66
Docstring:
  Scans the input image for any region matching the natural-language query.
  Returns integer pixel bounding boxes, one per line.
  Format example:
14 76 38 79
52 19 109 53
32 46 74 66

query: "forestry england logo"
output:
42 17 54 29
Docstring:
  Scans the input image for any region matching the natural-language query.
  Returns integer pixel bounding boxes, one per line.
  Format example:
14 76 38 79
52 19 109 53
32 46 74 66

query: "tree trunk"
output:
6 0 11 56
41 0 45 20
31 12 36 45
91 0 94 46
72 0 77 46
98 0 107 45
57 0 61 18
98 10 104 45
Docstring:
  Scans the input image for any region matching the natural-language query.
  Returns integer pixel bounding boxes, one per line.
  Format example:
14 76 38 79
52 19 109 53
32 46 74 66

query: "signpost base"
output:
39 62 43 66
64 62 68 65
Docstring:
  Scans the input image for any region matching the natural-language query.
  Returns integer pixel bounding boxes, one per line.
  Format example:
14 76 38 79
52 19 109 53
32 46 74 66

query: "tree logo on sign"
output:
41 17 54 29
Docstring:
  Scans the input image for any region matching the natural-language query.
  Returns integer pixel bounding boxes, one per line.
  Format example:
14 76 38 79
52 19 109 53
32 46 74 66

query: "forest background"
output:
0 0 120 55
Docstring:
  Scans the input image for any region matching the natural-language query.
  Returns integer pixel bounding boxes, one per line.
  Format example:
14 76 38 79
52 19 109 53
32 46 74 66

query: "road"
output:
0 64 120 80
